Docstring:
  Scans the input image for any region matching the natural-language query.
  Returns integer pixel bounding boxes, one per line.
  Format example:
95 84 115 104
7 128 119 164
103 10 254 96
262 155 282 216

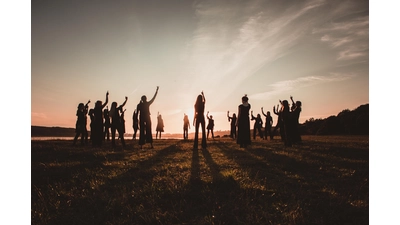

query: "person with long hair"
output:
193 91 207 150
236 95 251 148
290 95 302 144
227 111 237 139
103 106 111 141
251 111 264 140
183 113 190 140
156 112 164 139
73 100 90 145
92 91 109 147
132 109 139 140
136 86 159 149
261 107 273 140
109 96 128 148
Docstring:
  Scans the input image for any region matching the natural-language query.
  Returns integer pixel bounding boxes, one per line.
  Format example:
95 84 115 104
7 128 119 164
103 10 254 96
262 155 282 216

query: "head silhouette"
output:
141 95 147 102
111 102 117 109
95 100 102 108
242 95 248 103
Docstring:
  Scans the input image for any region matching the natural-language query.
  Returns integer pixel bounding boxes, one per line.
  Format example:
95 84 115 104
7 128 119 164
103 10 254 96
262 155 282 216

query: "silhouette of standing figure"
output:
290 96 302 144
110 96 128 148
132 109 139 140
261 107 273 140
251 111 264 140
92 91 109 147
119 109 126 140
193 91 207 150
272 103 281 139
73 100 90 145
227 111 237 139
103 107 111 141
156 112 164 139
280 100 293 147
88 108 94 142
183 113 190 140
206 111 215 139
236 95 251 148
136 86 159 149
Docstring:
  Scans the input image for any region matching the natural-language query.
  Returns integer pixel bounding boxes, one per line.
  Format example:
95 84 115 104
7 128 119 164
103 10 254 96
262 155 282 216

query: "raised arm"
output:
207 111 210 119
120 96 128 108
148 86 159 105
261 107 267 117
201 91 206 104
290 96 295 105
102 91 109 108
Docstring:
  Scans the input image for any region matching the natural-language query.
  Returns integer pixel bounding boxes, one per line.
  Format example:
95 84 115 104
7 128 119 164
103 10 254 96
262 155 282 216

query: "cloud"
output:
32 112 47 120
250 73 356 100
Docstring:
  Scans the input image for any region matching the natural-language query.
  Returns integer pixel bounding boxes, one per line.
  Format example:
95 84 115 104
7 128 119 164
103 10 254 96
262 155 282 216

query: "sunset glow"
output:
31 0 369 134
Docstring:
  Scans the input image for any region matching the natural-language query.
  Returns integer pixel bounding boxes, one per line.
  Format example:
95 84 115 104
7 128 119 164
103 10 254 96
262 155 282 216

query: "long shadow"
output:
37 141 183 225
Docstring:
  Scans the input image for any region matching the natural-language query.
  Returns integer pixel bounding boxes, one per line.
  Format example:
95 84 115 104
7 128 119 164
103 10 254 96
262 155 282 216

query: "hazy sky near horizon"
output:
31 0 369 134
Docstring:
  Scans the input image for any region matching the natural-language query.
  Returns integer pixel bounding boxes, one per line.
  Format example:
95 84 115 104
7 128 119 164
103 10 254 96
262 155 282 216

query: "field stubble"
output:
32 135 368 225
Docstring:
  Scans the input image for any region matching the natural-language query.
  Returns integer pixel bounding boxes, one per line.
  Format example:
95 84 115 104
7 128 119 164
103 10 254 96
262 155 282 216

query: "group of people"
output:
73 87 160 149
74 87 302 150
189 93 302 149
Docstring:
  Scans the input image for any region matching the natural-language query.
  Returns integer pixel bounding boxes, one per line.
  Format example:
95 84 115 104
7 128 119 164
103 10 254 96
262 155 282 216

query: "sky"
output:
31 0 369 135
2 1 400 223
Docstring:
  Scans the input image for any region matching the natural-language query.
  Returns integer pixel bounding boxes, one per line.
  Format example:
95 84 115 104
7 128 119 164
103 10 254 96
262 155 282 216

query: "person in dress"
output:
236 95 251 148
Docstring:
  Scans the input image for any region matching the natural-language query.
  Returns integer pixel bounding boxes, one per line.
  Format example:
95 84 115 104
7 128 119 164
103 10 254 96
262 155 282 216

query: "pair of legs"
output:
73 125 85 145
156 131 162 139
194 117 206 149
139 118 153 148
264 126 273 140
183 127 189 140
111 125 125 148
253 127 263 139
207 129 214 139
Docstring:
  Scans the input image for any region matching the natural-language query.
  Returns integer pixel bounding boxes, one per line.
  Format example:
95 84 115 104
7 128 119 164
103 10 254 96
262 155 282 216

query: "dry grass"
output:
32 135 368 225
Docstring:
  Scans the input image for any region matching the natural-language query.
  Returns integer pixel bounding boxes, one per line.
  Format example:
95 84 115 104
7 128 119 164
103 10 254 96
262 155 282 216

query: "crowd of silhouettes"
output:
272 96 302 147
72 88 302 150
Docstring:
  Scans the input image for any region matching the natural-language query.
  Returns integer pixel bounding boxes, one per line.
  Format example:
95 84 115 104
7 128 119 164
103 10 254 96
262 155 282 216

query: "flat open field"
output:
32 135 369 225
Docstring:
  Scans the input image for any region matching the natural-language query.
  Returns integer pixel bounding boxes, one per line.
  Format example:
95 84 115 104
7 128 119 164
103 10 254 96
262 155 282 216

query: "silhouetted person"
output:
119 109 126 140
193 91 207 150
110 97 127 148
272 103 281 139
103 107 111 141
236 95 251 148
156 112 164 139
73 100 90 145
83 100 90 144
183 113 190 140
136 86 159 149
92 91 109 147
88 108 94 141
280 100 293 147
251 111 264 140
261 107 273 140
206 111 214 139
290 96 302 144
227 111 237 139
132 109 139 140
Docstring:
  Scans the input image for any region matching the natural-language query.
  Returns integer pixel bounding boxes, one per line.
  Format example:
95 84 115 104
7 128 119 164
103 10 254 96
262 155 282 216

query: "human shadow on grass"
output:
32 141 182 225
217 142 368 225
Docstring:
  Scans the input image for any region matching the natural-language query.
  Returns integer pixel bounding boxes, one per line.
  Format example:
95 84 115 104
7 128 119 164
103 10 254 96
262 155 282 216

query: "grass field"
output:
32 135 368 225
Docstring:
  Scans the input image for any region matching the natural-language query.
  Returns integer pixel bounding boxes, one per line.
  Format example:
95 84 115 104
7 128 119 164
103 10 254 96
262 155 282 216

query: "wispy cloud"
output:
184 0 327 98
250 73 356 100
32 112 47 120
